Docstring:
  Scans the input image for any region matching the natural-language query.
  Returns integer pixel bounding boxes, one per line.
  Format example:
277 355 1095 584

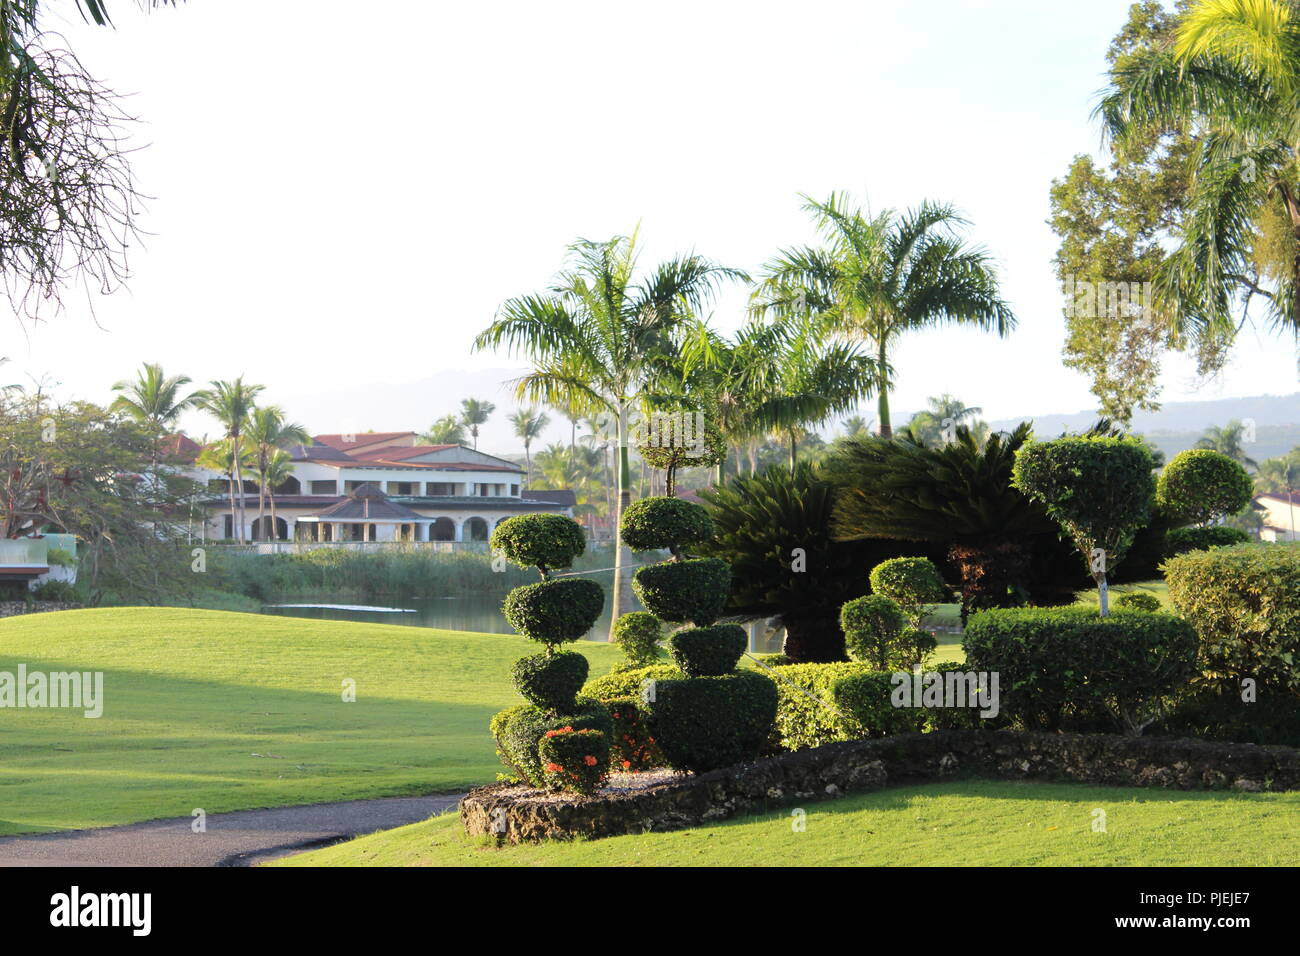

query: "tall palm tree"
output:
509 407 550 488
110 362 199 474
245 406 310 541
474 228 746 636
1255 451 1300 540
195 438 255 542
423 415 467 445
753 192 1015 437
262 449 297 542
1098 0 1300 355
841 414 869 438
194 377 264 544
1196 420 1258 469
459 398 496 449
907 394 985 447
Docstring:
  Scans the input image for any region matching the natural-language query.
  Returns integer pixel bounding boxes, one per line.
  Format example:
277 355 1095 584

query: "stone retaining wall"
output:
460 729 1300 844
0 601 84 619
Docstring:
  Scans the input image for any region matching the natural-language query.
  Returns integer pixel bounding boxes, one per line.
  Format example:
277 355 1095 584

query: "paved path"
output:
0 793 464 867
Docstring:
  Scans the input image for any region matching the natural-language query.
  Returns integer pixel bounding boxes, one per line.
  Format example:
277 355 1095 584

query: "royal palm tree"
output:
1196 420 1258 469
509 407 550 488
194 377 264 544
753 192 1015 437
110 362 199 474
459 398 496 449
474 228 746 635
1098 0 1300 356
245 406 310 541
423 415 467 445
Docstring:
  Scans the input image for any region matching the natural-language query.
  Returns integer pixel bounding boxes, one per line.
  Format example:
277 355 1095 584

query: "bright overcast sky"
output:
4 0 1297 449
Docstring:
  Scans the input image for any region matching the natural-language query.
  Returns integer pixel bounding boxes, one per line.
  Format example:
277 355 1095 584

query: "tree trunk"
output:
1095 570 1110 617
781 615 847 663
788 430 797 474
270 493 280 542
608 403 634 641
232 436 246 544
226 473 237 542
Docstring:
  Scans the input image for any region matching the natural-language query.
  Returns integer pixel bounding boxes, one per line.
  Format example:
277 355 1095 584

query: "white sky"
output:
4 0 1297 452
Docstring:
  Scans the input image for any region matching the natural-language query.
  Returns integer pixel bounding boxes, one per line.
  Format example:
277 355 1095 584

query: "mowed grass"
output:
0 607 619 835
273 779 1300 867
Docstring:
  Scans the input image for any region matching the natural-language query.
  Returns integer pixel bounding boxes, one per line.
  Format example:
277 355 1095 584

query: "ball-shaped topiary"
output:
632 557 730 625
1156 449 1254 527
502 577 605 646
841 594 907 669
612 611 663 666
667 624 748 677
511 651 590 711
620 496 714 555
491 513 587 576
869 557 948 628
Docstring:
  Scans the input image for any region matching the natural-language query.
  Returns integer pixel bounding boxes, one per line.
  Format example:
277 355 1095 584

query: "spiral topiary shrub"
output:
502 577 605 647
668 624 747 677
632 557 730 625
511 651 590 711
490 513 587 576
645 670 778 773
538 727 610 795
1165 525 1251 557
620 496 714 556
490 696 614 788
1156 449 1253 528
611 611 663 666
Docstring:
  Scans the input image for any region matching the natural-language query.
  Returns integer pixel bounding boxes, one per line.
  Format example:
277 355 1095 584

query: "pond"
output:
260 591 787 653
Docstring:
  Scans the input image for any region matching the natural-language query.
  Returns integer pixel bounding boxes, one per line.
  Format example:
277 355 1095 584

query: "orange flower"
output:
544 762 561 772
622 760 631 769
583 755 598 766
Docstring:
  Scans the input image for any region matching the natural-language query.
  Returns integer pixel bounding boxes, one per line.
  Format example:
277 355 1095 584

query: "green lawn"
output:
0 607 619 835
272 779 1300 867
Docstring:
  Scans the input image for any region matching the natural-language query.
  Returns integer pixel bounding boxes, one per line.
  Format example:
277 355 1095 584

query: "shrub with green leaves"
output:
510 651 589 711
490 697 614 788
632 557 730 625
963 607 1198 734
1114 592 1161 613
490 513 587 577
1011 435 1156 614
1156 449 1253 528
1164 544 1300 695
765 662 926 750
29 580 80 603
581 662 685 702
603 697 663 771
620 496 714 556
841 594 909 669
502 577 604 647
611 611 663 666
644 670 777 773
1165 525 1251 557
538 727 610 795
667 624 747 677
869 557 947 628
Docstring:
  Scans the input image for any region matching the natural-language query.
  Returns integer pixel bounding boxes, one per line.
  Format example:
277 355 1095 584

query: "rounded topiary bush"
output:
620 496 714 554
502 577 605 646
869 556 947 627
1156 449 1253 527
1165 525 1251 557
841 594 908 669
491 513 587 575
491 696 614 788
632 557 730 625
511 650 590 711
668 624 747 677
1114 591 1162 613
645 670 778 773
612 611 663 665
538 727 609 795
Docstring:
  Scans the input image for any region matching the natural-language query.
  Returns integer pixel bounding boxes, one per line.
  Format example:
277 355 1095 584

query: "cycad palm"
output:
194 377 264 543
1098 0 1300 353
474 228 745 635
754 192 1014 436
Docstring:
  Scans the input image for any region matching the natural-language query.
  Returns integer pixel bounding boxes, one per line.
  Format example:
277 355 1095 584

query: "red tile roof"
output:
160 433 202 463
348 444 459 461
313 431 418 452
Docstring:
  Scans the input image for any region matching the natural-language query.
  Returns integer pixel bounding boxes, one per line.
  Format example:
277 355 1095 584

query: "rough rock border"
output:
460 729 1300 844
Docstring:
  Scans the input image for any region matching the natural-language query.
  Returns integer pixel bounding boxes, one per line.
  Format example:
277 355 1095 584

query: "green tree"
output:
475 229 745 635
906 394 985 447
459 398 496 449
423 415 466 445
1195 420 1258 469
509 407 550 488
194 377 264 544
245 406 309 541
754 192 1014 437
110 362 199 474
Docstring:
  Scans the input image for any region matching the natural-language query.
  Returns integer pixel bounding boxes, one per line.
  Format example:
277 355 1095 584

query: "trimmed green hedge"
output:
1157 449 1253 527
620 496 714 553
963 607 1198 734
510 651 589 711
1164 544 1300 695
668 624 747 676
644 670 777 773
1165 525 1251 557
501 577 604 646
581 663 685 702
764 661 925 750
490 513 587 574
611 611 663 666
632 557 730 625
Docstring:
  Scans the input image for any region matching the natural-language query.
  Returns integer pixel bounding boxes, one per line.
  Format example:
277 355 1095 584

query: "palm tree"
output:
509 407 550 488
1196 420 1258 469
753 192 1015 437
907 394 985 447
110 362 199 474
195 438 255 542
194 377 264 544
1256 451 1300 541
474 228 746 636
262 449 297 542
245 406 310 541
841 414 869 438
423 415 467 445
1098 0 1300 356
459 398 496 449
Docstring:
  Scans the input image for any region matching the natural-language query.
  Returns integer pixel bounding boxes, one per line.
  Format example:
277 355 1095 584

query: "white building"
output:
1256 493 1299 542
182 431 573 543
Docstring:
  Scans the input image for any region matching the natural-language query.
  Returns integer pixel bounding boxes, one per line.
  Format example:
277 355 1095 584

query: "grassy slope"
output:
273 779 1300 867
0 607 618 835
